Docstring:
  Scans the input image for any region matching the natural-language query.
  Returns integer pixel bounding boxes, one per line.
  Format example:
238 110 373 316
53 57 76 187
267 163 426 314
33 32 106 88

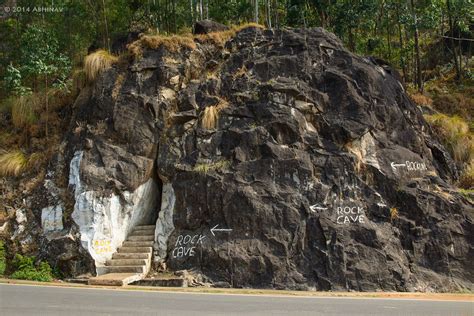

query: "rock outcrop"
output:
7 26 473 291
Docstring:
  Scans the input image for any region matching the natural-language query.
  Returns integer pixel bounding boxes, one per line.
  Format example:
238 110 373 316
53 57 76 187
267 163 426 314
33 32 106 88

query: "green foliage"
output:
10 254 53 282
18 25 71 90
4 65 31 96
0 241 5 275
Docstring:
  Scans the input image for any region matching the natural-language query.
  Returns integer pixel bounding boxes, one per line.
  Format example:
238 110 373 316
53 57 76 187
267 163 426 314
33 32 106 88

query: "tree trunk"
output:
199 0 203 20
348 28 355 52
447 0 461 80
410 0 423 92
255 0 259 23
190 0 194 26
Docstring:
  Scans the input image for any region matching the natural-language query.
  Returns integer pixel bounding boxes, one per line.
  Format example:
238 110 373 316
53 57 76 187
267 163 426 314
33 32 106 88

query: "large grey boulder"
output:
11 26 473 291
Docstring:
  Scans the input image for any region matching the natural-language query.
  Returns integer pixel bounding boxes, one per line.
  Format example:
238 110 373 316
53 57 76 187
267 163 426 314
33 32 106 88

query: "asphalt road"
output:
0 284 472 316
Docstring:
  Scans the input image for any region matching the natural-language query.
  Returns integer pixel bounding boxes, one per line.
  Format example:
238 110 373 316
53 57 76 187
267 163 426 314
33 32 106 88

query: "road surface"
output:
0 284 472 315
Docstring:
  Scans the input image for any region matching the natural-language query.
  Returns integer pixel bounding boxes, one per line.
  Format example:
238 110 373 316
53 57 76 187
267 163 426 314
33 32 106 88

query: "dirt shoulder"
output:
1 278 472 301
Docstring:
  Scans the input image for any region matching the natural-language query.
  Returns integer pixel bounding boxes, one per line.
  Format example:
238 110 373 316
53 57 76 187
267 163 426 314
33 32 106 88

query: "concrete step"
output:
106 259 147 266
134 225 156 230
89 273 141 286
128 235 154 241
112 253 151 260
122 240 154 247
132 229 155 236
117 246 152 253
104 265 146 274
132 278 187 287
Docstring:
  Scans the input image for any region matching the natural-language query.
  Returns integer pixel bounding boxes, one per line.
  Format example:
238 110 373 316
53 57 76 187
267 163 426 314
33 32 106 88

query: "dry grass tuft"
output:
233 65 248 79
425 113 473 189
202 97 229 130
128 22 265 57
458 161 474 189
390 208 399 221
0 150 28 177
345 142 365 173
128 34 197 57
425 114 472 163
72 69 86 94
410 93 433 107
84 50 118 82
112 73 126 100
195 22 265 47
193 160 231 174
11 95 38 129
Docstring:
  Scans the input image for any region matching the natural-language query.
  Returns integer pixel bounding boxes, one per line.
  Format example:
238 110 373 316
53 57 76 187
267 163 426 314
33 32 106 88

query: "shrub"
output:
84 50 118 82
0 150 28 177
11 254 53 282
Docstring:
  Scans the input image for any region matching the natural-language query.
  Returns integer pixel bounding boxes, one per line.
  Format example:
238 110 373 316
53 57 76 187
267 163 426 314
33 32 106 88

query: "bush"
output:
10 254 53 282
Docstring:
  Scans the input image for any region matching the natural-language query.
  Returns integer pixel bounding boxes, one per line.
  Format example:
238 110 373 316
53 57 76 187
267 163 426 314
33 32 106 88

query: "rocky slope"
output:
6 25 473 291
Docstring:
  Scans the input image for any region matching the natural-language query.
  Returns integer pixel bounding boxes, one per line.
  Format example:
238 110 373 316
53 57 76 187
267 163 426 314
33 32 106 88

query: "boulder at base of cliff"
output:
193 20 229 34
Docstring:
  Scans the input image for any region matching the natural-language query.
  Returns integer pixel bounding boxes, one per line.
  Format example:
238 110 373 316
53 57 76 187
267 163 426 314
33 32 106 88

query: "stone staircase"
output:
89 225 155 286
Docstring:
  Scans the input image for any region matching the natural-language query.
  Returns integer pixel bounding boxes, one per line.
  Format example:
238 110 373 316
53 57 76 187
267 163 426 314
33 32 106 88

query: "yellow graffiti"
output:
92 239 112 254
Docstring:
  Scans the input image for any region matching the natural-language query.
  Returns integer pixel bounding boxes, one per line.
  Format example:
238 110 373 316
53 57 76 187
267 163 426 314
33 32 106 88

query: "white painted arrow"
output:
391 162 406 171
210 224 233 236
310 205 328 213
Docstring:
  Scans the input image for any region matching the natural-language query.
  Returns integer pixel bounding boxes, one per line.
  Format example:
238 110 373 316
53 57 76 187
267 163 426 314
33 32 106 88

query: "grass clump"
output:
10 254 53 282
425 113 473 189
193 160 231 174
410 93 433 107
128 22 265 57
128 34 197 57
195 22 265 47
0 150 28 176
202 97 229 130
390 208 399 222
11 95 38 129
84 49 118 82
458 161 473 189
0 150 45 177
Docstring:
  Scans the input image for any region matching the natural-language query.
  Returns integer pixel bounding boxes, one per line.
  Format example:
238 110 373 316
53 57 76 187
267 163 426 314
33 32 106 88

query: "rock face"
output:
10 26 473 291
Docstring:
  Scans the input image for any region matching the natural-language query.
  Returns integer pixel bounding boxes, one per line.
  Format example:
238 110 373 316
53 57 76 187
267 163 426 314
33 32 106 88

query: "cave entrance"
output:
151 175 163 225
